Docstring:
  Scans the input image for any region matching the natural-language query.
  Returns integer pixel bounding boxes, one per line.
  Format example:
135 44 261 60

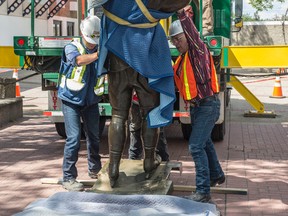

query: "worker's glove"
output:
94 75 105 96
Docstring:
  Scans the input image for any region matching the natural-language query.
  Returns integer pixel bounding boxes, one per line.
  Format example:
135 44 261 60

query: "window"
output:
53 20 62 36
67 22 74 36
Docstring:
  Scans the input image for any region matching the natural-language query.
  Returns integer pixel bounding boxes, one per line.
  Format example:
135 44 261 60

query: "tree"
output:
242 13 258 21
249 0 286 12
248 0 288 44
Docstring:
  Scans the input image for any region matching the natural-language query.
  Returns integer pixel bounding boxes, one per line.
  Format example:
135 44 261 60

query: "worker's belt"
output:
188 94 218 107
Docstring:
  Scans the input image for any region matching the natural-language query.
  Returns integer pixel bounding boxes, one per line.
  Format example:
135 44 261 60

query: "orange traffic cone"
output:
12 69 21 97
270 76 286 98
276 68 285 74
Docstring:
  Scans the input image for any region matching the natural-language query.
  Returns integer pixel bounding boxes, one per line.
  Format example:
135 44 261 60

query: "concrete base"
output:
0 97 23 128
89 159 174 195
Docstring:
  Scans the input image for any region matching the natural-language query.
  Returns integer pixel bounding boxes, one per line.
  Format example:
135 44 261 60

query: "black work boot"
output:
185 192 212 203
210 175 226 187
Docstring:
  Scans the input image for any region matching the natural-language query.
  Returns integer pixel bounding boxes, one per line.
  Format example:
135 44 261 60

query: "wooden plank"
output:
41 178 96 186
173 185 248 195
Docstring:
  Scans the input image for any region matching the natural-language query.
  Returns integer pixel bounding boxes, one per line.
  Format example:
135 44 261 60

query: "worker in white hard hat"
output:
169 5 225 203
58 15 103 191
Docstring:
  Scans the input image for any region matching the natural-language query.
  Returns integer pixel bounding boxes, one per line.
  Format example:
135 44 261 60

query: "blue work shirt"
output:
58 42 99 106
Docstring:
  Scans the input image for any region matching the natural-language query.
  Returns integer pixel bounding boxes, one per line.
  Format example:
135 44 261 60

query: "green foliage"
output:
249 0 286 12
242 13 258 21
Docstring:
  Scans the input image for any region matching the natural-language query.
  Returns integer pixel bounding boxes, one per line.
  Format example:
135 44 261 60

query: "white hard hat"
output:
80 16 100 45
169 20 183 37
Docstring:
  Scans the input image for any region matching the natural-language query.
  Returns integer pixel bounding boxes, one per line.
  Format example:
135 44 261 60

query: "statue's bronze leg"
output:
108 115 126 187
141 120 161 179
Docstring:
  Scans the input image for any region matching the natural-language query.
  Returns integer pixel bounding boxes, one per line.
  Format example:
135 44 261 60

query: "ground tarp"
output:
14 192 220 216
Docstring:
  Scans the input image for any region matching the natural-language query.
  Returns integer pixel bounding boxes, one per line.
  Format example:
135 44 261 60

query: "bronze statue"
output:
93 0 190 187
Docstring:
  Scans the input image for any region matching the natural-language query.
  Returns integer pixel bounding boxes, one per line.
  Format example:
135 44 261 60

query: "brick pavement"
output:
0 75 288 216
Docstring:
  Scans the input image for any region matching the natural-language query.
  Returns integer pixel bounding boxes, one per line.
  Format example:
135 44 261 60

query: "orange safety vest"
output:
173 52 219 101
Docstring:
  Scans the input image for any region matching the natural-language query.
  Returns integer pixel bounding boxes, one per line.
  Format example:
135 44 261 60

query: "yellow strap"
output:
70 41 86 82
135 0 158 23
103 1 159 29
183 53 192 100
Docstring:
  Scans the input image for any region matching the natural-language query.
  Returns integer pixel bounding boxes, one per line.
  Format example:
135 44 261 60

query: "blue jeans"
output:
189 96 224 194
62 100 102 181
128 103 170 161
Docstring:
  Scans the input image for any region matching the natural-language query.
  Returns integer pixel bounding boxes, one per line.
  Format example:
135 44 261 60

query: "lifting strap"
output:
103 0 159 28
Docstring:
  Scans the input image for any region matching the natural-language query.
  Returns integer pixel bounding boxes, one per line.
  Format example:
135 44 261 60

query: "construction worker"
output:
169 5 225 202
129 92 170 162
93 0 190 187
57 16 102 191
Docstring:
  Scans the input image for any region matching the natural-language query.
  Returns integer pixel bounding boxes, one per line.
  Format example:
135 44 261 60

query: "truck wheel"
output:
211 122 225 142
55 122 66 139
55 117 106 140
181 123 192 141
99 116 106 137
226 86 232 107
181 122 225 142
55 123 86 140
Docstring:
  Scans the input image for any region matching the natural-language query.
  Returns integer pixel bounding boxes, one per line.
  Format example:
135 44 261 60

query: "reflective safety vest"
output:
58 41 104 106
173 52 219 101
60 41 86 91
59 41 104 95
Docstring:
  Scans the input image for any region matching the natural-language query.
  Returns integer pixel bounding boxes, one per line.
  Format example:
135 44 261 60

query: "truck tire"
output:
181 122 225 142
181 123 192 141
54 123 85 139
211 122 225 142
54 117 106 140
99 116 106 137
55 122 66 139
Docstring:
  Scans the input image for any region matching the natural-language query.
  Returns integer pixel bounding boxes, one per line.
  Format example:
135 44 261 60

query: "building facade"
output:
0 0 79 68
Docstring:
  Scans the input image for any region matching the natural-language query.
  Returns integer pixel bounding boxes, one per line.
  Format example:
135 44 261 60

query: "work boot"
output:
185 192 212 203
108 115 126 188
88 170 100 179
62 179 84 191
210 175 226 187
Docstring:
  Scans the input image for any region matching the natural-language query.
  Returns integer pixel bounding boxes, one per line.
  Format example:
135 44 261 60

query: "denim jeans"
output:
128 103 170 161
188 96 224 194
62 100 102 181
